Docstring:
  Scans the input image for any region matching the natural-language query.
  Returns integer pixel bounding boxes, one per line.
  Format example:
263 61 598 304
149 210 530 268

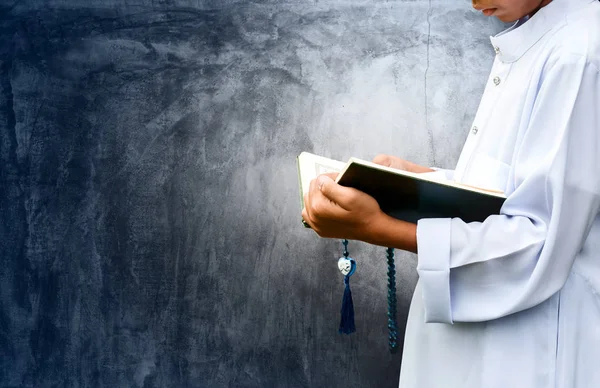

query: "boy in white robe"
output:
302 0 600 386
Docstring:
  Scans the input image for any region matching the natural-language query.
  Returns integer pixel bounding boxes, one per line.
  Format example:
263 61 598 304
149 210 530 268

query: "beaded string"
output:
342 239 349 259
386 247 399 354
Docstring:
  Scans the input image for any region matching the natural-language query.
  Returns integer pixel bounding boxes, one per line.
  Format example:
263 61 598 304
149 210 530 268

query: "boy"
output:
302 0 600 387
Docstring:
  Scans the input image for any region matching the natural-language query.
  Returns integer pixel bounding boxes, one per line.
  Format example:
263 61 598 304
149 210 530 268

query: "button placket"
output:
491 60 510 89
462 61 512 179
455 60 512 181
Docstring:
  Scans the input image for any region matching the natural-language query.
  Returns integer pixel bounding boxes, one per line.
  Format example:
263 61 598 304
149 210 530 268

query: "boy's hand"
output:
301 174 383 240
372 154 434 174
372 154 411 170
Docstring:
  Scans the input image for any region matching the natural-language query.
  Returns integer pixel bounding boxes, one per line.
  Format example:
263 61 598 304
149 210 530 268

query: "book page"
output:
297 153 346 208
314 161 341 176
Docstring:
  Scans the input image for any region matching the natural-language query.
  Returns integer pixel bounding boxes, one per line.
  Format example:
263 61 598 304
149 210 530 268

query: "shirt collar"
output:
489 0 596 63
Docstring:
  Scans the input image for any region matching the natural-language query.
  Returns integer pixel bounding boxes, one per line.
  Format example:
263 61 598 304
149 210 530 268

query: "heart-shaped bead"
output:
338 257 355 276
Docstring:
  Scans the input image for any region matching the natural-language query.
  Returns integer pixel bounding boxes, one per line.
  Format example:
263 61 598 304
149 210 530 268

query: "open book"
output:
297 152 506 226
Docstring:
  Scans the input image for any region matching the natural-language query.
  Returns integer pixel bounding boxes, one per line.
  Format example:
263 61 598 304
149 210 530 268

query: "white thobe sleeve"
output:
416 53 600 323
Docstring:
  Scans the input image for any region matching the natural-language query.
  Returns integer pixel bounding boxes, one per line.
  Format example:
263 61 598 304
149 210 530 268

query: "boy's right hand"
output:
371 154 434 174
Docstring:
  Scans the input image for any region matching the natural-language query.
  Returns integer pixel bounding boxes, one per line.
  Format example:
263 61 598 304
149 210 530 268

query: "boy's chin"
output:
479 8 521 23
493 11 522 23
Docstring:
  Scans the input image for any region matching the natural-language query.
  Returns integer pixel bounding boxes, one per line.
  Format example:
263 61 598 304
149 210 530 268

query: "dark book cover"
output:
337 160 506 224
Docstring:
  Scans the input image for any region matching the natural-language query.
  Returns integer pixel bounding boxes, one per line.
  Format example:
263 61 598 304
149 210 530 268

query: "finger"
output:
316 175 357 211
303 193 310 213
372 154 392 167
308 177 348 218
302 196 316 227
301 208 313 228
309 177 329 202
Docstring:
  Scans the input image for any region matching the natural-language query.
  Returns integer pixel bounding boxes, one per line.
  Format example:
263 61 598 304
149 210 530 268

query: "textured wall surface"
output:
0 1 503 387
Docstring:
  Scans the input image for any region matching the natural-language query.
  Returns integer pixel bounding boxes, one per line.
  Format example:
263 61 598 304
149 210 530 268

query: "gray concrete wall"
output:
0 1 503 387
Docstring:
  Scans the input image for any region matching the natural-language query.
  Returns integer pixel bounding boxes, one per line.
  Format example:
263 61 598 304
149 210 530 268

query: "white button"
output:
494 46 500 54
493 76 501 86
471 126 479 134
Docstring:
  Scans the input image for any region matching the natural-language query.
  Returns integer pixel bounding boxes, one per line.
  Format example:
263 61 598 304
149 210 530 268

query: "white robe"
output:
399 0 600 387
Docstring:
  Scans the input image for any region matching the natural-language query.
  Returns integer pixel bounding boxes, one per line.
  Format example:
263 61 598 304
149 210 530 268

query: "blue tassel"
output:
339 260 356 335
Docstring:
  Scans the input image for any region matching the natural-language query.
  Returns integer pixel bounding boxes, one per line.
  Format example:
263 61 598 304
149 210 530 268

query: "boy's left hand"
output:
302 173 384 241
